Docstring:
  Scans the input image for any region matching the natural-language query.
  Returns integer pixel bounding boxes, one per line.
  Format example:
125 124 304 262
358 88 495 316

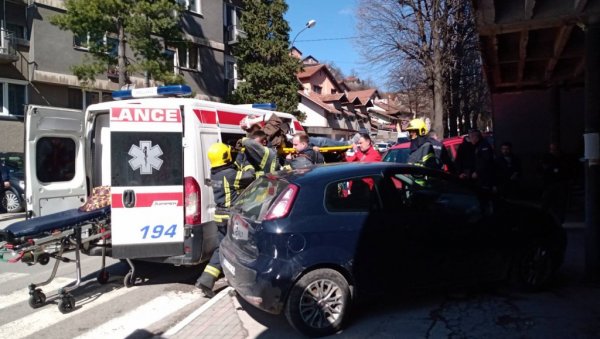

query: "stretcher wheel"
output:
97 270 110 284
58 294 76 314
37 253 50 265
123 272 135 288
28 289 46 309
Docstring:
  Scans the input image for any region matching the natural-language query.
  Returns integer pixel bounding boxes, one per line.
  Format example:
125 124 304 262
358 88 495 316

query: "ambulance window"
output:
221 132 245 160
36 137 76 183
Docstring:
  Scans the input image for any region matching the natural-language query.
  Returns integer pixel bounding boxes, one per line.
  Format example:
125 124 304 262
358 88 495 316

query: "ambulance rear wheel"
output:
58 295 76 313
28 289 46 309
123 272 135 288
97 270 110 284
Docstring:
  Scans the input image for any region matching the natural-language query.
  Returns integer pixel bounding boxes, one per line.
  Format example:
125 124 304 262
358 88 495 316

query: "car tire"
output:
284 268 351 337
3 188 23 213
513 240 557 291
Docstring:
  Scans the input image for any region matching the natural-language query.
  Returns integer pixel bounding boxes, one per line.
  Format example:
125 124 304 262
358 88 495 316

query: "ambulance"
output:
23 84 303 265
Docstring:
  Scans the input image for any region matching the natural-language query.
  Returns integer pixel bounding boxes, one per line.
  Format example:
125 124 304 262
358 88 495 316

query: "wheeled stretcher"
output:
0 206 114 313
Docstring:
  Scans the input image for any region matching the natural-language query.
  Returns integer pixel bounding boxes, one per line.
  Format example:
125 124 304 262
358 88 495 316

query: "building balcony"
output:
0 29 19 64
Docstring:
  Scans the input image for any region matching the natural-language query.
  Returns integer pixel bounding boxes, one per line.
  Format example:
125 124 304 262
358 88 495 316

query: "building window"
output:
312 85 322 94
177 45 201 71
67 88 113 110
6 23 27 40
179 0 201 14
73 33 118 55
36 137 76 183
0 80 27 116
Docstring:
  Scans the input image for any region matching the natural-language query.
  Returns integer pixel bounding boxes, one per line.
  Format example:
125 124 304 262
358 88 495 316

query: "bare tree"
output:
356 0 490 136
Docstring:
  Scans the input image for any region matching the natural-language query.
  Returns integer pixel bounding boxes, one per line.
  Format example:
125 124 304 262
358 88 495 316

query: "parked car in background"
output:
374 142 393 154
383 135 465 164
0 152 25 213
220 162 566 336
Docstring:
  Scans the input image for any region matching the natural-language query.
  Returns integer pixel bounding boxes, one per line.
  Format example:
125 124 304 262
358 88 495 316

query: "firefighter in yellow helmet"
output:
405 118 440 169
196 142 255 297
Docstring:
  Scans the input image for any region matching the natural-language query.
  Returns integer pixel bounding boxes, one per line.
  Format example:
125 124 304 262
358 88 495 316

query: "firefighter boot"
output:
195 265 220 298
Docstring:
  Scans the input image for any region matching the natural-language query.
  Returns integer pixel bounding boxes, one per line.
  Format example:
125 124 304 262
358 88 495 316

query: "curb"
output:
163 286 234 337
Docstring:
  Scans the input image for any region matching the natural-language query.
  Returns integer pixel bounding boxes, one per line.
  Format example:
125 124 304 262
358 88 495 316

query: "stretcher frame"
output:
0 207 130 313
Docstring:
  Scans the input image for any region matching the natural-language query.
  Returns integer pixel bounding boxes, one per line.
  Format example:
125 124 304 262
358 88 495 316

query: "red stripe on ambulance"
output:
193 109 217 124
112 192 183 208
217 110 246 125
111 107 181 123
293 121 304 131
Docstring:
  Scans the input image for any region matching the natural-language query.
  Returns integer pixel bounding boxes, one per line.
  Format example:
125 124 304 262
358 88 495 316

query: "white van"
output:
24 85 303 264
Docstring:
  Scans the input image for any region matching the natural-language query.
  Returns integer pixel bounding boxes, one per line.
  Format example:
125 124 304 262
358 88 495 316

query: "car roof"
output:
268 162 437 185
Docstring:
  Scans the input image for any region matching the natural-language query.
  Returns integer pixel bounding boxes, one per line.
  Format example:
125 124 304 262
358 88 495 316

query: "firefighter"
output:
406 118 439 169
196 142 255 297
239 129 280 176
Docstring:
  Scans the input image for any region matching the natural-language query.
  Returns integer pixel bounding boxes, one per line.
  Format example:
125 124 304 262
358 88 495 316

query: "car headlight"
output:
19 180 24 189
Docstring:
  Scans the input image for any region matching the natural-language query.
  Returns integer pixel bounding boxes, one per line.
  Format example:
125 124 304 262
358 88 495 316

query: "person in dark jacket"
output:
468 129 495 190
239 130 280 176
456 135 475 179
196 142 255 297
0 167 6 214
427 130 456 174
285 133 325 169
495 142 521 198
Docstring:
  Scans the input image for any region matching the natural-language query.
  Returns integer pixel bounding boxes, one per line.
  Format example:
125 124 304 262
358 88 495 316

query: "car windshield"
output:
232 176 290 221
383 148 411 164
0 153 24 172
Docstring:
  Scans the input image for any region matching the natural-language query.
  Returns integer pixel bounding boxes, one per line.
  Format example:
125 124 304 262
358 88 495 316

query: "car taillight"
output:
184 176 201 225
263 184 298 221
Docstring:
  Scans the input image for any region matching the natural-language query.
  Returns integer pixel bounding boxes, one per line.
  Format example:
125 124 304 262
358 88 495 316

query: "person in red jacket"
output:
346 133 382 162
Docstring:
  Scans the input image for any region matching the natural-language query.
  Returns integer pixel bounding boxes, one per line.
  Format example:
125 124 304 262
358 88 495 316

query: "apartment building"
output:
0 0 243 152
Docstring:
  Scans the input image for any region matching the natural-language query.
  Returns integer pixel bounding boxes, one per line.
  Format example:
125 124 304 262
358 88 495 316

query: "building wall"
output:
299 99 328 127
301 70 339 95
0 118 24 153
492 87 585 190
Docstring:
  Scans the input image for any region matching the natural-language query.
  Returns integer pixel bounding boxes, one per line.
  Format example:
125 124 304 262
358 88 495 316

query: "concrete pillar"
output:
584 19 600 281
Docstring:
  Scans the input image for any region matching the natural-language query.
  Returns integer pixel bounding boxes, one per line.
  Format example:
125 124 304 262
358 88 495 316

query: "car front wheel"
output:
514 240 557 291
284 268 351 337
3 189 23 213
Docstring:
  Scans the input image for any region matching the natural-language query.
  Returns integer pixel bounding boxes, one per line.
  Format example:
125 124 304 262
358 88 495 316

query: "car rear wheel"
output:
3 188 23 213
284 268 350 337
514 241 556 291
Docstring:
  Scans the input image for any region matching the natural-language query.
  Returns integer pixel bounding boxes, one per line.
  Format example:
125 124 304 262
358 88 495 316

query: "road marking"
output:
0 285 138 339
163 286 233 337
0 277 74 309
0 272 28 285
74 290 203 339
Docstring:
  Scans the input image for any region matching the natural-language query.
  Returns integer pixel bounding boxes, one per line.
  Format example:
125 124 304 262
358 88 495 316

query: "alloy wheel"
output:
299 279 344 329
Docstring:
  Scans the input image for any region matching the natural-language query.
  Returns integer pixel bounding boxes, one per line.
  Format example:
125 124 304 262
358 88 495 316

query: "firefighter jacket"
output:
407 136 439 169
241 137 280 176
211 163 255 223
345 145 382 162
429 137 456 173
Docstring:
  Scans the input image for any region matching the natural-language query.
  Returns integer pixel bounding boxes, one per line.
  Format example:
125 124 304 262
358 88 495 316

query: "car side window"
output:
325 176 380 213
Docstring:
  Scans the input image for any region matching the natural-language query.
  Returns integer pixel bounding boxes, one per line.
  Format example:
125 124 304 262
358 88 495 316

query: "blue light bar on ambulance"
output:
252 102 277 111
112 85 192 100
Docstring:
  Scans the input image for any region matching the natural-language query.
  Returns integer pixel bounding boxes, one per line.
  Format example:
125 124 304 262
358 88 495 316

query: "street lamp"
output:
291 19 317 48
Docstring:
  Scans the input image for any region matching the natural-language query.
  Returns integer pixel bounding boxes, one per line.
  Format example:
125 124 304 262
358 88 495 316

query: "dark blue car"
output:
220 162 566 337
1 152 25 213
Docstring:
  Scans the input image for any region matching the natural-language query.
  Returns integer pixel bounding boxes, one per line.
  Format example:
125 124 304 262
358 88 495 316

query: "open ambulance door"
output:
109 105 185 259
25 105 87 218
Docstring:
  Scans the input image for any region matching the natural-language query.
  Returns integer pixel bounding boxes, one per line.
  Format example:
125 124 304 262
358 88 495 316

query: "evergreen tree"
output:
231 0 300 116
51 0 184 88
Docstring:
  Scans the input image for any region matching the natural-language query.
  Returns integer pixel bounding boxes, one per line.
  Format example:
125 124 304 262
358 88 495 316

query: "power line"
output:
295 36 369 42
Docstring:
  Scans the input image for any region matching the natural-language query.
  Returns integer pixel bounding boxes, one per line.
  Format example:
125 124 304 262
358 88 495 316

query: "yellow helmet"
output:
405 118 427 136
207 142 232 168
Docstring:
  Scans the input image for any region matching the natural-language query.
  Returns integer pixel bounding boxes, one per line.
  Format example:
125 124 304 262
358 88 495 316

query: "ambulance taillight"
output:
184 177 202 225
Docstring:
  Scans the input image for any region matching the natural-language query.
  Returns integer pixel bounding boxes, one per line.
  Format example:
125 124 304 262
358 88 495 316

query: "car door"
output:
25 105 87 217
109 105 185 259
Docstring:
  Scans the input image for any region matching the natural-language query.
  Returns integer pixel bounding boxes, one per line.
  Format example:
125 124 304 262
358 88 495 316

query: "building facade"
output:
0 0 242 152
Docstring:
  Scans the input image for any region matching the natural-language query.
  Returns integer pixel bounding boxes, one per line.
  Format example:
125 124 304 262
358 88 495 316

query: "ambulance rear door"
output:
110 104 185 258
24 105 87 217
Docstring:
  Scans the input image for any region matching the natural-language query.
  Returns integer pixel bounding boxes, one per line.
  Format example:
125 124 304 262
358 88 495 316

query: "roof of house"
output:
298 90 342 114
347 89 379 106
319 93 347 103
297 64 326 79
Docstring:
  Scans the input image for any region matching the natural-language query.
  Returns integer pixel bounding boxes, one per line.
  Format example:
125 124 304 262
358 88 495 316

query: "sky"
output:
284 0 383 89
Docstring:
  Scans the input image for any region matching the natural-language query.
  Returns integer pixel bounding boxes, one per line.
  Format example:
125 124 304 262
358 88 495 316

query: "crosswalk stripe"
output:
0 272 28 285
0 284 138 339
0 277 74 309
74 290 203 339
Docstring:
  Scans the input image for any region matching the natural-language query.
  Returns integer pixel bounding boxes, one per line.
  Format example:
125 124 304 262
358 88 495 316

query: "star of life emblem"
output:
128 140 163 175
